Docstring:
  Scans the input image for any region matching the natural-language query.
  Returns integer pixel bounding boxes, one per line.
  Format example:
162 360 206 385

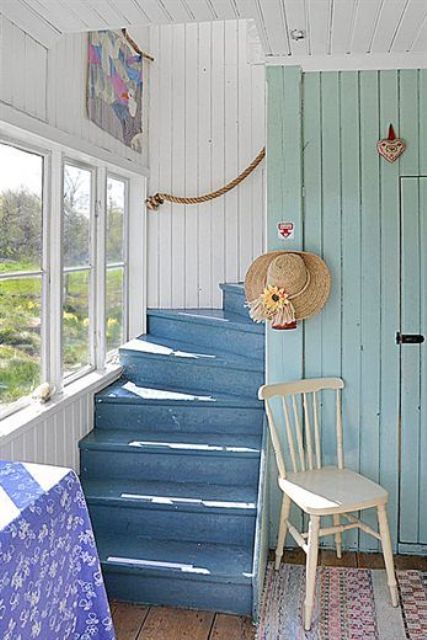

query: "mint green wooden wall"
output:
266 66 427 552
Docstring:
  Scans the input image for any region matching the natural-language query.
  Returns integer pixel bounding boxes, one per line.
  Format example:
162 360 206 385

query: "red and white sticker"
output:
277 222 295 240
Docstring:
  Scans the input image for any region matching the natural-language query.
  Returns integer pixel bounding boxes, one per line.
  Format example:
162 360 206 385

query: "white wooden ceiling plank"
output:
255 0 290 55
59 0 112 30
158 0 193 22
234 0 269 53
131 0 171 22
308 0 332 55
284 0 309 57
370 0 409 52
182 0 215 21
209 0 239 20
350 0 383 53
330 0 357 54
0 0 61 47
24 0 85 31
106 0 150 24
390 0 427 52
86 0 129 28
411 14 427 51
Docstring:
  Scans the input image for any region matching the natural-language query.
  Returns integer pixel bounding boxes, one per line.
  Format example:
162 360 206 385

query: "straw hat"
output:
245 251 331 325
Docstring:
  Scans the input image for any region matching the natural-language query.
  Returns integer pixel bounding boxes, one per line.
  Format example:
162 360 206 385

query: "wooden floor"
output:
111 551 427 640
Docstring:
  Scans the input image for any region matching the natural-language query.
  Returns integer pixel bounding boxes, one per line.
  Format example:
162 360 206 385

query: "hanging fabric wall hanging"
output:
377 124 406 163
244 251 331 330
87 30 144 152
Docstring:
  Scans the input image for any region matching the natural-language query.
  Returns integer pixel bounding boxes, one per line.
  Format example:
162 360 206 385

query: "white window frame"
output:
105 172 130 360
0 136 50 419
0 126 146 422
62 158 97 385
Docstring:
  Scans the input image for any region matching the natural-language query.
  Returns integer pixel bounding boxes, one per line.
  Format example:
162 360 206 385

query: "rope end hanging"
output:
145 193 164 210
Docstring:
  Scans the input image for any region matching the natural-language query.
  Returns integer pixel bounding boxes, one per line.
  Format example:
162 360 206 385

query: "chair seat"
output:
279 466 388 515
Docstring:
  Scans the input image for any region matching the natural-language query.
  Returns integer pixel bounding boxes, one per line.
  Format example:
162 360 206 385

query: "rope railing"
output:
145 146 266 211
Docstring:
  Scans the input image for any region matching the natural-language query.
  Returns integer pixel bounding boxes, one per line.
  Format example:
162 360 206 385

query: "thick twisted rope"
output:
145 146 265 211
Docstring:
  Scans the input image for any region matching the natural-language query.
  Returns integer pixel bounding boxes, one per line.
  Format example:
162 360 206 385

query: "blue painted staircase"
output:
79 283 265 616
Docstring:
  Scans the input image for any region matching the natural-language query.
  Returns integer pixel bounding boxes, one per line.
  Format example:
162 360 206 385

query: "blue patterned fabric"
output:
0 461 115 640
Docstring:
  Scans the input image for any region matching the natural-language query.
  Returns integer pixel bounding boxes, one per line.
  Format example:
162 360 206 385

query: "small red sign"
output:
277 222 295 240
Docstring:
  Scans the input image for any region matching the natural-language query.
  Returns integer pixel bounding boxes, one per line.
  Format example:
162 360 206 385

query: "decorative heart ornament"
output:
377 124 406 163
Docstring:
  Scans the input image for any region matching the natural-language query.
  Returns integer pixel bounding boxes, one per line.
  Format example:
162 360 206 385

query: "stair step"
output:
83 478 257 546
83 478 257 513
220 283 248 319
120 335 263 397
80 429 261 486
80 429 261 456
95 378 264 434
147 308 264 358
99 535 253 614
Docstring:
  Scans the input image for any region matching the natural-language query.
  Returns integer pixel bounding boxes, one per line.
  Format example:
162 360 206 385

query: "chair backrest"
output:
259 377 344 479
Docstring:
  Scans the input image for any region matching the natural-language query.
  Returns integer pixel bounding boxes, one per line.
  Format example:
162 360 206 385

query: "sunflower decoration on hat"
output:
245 251 331 330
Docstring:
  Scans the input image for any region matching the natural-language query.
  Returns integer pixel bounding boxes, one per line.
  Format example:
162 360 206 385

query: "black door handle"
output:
396 332 425 345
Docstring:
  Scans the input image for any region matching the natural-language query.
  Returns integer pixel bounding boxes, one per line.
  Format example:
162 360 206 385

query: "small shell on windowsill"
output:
32 383 56 404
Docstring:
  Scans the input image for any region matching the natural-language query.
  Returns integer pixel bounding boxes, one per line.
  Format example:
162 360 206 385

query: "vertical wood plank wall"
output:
0 15 149 169
0 395 93 472
267 66 427 552
147 20 265 309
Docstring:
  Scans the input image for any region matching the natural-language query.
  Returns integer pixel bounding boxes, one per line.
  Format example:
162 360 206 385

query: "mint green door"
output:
399 177 427 548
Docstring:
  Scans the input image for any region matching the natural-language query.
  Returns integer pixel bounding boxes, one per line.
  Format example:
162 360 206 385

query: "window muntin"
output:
106 176 128 354
0 135 136 420
0 143 44 415
63 163 94 379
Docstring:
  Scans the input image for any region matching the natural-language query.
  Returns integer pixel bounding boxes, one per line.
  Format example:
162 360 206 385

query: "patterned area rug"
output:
256 563 427 639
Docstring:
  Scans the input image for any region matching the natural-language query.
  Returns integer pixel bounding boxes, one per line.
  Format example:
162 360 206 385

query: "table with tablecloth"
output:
0 460 115 640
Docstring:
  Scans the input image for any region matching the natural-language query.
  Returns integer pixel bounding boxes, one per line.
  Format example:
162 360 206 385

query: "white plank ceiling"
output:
1 0 426 68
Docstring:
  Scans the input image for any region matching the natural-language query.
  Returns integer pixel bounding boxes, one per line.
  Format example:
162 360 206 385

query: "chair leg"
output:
304 515 320 631
275 494 291 570
333 514 342 559
377 505 399 607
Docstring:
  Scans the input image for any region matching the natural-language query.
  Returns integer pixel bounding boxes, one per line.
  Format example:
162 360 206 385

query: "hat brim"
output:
244 250 331 321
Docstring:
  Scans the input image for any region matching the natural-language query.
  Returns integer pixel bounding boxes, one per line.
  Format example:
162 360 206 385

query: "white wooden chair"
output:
259 377 398 631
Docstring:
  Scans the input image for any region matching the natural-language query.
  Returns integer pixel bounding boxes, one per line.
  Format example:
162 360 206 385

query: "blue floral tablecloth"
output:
0 460 115 640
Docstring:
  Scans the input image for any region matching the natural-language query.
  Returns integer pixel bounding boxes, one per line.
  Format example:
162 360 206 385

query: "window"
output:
106 176 128 354
63 163 94 378
0 143 44 413
0 130 140 421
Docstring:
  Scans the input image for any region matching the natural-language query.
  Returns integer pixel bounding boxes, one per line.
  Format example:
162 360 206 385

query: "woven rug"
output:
256 563 427 640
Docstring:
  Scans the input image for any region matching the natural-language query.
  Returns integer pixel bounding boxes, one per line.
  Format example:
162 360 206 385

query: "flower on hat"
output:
248 285 296 327
260 285 290 313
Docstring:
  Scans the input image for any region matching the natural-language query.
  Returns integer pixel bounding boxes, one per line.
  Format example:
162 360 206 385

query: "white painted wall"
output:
147 20 265 309
0 15 149 170
0 370 121 472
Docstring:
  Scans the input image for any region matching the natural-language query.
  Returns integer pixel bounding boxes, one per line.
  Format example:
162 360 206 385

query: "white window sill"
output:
0 364 122 444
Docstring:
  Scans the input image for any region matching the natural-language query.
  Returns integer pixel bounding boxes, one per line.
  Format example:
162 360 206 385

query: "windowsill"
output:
0 364 122 443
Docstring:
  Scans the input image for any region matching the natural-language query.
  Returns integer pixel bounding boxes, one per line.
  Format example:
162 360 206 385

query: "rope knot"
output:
145 193 164 210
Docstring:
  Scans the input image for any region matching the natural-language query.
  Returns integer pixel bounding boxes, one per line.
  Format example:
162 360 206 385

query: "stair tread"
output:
98 534 253 584
120 335 263 370
148 307 262 333
83 478 257 512
219 283 245 294
79 429 261 457
96 379 263 407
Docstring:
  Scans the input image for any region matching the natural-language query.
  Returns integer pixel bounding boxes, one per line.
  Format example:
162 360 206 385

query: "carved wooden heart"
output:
377 137 406 163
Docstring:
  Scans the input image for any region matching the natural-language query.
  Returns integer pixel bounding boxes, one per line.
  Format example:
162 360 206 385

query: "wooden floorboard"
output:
137 607 214 640
113 603 149 640
111 552 427 639
209 614 255 640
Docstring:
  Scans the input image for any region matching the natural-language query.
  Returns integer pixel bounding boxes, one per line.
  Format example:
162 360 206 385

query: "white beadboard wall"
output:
0 14 149 169
0 396 92 472
147 20 265 309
